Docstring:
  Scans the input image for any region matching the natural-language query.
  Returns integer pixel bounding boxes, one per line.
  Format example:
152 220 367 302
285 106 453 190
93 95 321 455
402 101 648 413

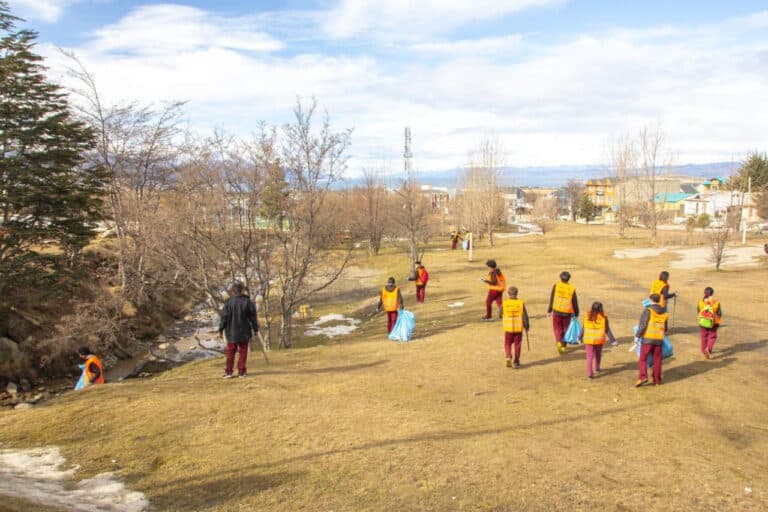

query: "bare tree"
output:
565 179 585 222
461 136 506 246
532 196 558 235
390 168 433 265
710 227 731 270
356 167 388 255
609 134 637 237
637 125 672 240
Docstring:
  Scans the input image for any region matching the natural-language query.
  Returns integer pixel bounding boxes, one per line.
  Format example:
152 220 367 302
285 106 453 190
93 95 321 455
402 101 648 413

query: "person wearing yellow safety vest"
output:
579 302 616 380
649 270 676 312
635 293 669 387
481 260 506 320
501 286 529 368
76 346 104 389
377 277 404 334
697 286 722 359
547 271 579 353
408 260 429 303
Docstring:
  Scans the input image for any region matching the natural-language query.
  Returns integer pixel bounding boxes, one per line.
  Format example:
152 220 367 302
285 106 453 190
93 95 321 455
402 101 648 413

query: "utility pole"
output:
741 176 751 245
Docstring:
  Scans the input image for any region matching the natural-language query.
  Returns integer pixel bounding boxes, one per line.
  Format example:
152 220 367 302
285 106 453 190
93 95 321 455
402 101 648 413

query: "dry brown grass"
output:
1 224 767 511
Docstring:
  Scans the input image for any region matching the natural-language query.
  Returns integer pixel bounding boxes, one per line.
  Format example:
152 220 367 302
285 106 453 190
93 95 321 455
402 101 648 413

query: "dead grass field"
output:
2 224 767 511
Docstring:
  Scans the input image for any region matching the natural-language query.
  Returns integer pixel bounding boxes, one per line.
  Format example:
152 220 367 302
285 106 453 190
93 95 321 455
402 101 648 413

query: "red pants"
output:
451 240 458 250
416 285 426 303
504 332 523 363
638 343 662 384
485 290 503 318
585 344 603 377
700 326 718 354
386 310 399 333
225 341 249 376
551 314 571 343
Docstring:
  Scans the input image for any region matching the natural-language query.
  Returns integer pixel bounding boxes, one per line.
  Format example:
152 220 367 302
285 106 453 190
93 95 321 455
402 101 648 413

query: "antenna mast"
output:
404 127 413 181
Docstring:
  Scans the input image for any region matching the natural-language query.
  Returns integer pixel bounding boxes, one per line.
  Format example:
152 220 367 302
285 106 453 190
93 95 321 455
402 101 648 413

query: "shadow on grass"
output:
258 360 389 376
149 470 305 510
248 400 669 470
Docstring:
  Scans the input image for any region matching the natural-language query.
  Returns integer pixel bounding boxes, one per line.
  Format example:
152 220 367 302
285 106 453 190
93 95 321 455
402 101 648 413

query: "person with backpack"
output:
579 302 617 379
697 286 722 359
547 271 579 353
635 293 668 387
501 286 529 368
377 277 404 334
481 259 506 320
408 260 429 303
649 270 676 312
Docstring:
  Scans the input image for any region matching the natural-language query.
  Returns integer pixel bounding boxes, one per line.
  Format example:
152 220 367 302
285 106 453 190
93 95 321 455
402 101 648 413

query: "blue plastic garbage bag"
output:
74 363 87 390
388 310 416 341
633 324 673 367
563 315 582 345
461 239 469 250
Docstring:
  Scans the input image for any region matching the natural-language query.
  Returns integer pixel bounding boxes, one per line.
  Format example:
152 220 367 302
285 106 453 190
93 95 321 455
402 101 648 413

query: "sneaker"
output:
703 349 711 360
238 373 247 378
635 379 648 387
514 362 521 369
481 317 494 322
595 367 602 372
506 358 512 368
223 374 234 379
588 375 594 380
610 340 619 347
557 342 565 354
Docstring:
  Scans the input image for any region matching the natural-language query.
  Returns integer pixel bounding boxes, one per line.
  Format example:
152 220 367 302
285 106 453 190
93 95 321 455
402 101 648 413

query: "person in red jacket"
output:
408 260 429 303
481 260 506 320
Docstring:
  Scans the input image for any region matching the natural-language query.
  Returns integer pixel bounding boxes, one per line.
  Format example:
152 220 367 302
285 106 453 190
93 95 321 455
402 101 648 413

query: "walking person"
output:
450 231 462 250
377 277 404 334
408 260 429 303
481 259 506 320
547 271 579 353
579 302 616 379
697 286 722 359
502 286 529 368
218 281 259 379
635 293 668 387
74 346 104 390
649 270 676 312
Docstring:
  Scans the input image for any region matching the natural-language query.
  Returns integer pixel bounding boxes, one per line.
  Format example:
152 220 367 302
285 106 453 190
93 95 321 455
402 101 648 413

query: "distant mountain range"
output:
342 161 740 189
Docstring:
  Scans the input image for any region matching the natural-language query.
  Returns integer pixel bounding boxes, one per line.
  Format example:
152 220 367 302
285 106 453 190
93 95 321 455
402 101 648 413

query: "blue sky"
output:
8 1 768 174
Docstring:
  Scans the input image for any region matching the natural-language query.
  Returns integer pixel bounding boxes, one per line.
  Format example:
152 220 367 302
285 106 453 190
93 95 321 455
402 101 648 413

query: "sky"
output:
8 0 768 175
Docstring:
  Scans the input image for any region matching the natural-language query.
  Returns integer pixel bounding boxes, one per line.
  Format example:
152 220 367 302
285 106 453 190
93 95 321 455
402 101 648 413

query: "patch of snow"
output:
613 248 667 259
0 446 148 512
304 314 361 338
613 245 765 269
447 302 465 308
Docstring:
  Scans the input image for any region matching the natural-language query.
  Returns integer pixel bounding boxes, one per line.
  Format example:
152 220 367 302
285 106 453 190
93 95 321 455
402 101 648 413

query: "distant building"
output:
584 179 615 218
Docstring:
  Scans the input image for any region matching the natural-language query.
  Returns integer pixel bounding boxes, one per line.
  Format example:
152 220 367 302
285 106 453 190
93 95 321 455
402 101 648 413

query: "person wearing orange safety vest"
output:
501 286 529 368
579 302 616 380
635 293 669 387
547 271 579 353
75 346 104 389
408 260 429 303
377 277 404 334
649 270 676 312
481 259 506 320
697 286 722 359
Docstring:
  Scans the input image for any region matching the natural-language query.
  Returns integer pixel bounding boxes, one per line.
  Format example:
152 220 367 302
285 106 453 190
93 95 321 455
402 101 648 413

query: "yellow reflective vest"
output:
583 313 607 345
552 282 575 314
381 287 400 312
502 299 525 333
650 279 669 308
644 308 668 340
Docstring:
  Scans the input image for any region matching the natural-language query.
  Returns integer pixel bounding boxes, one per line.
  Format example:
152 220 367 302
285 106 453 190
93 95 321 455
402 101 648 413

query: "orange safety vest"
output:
502 299 525 333
84 355 105 385
583 313 607 345
698 297 721 326
381 287 400 312
650 279 668 309
487 270 506 292
644 308 668 340
416 267 427 286
552 282 575 314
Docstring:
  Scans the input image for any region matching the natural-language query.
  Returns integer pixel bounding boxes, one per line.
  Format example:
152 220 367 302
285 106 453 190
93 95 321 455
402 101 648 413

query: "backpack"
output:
420 267 429 284
698 303 715 328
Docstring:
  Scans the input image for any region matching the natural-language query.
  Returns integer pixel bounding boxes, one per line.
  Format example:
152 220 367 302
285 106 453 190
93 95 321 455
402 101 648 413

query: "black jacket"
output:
218 294 259 343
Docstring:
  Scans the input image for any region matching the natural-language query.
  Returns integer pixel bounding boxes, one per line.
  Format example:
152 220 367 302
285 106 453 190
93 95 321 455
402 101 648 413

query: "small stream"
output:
106 303 224 381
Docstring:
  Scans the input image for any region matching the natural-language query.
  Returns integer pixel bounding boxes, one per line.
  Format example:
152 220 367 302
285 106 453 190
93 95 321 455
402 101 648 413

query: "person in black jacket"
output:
218 282 259 378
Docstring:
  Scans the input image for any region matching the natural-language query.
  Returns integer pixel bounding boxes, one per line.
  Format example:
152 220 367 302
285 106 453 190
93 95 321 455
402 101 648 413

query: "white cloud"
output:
8 0 78 23
323 0 565 40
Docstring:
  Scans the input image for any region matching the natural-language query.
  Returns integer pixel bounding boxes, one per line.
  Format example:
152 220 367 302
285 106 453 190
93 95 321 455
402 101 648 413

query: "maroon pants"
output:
225 341 249 376
451 240 458 250
585 344 603 377
386 310 399 333
416 285 426 303
504 332 523 363
638 343 662 384
485 290 503 318
551 314 572 343
700 326 718 354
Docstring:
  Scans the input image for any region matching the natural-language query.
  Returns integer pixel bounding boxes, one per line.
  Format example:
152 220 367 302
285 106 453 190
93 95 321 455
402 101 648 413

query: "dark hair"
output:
559 271 571 282
77 346 91 357
704 286 714 297
387 276 395 284
486 259 497 269
588 301 604 322
649 293 661 303
507 286 518 297
231 281 244 295
659 271 669 281
415 260 421 265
